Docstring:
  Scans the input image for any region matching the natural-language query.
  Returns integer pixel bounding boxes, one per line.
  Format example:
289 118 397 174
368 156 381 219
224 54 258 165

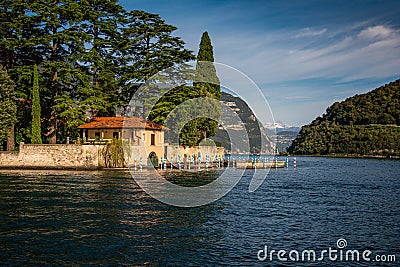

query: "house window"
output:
151 133 155 146
113 132 119 139
94 132 101 140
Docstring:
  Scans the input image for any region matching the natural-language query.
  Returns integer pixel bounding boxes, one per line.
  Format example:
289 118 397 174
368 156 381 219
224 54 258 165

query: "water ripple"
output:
0 158 399 266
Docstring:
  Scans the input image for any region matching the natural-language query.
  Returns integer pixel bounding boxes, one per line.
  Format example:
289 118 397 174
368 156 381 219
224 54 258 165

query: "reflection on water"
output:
0 157 399 266
163 170 221 187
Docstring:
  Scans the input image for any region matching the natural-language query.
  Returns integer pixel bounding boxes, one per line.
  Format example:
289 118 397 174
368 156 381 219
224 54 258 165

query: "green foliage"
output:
190 32 221 145
195 32 221 98
31 64 42 144
0 1 194 144
322 80 400 125
147 32 221 147
0 65 17 144
117 10 195 109
102 139 131 168
288 80 400 156
148 85 219 147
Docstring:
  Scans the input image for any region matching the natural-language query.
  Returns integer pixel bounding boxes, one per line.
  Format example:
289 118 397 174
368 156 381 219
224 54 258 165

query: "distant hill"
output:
277 130 299 136
263 122 300 152
288 79 400 157
275 131 299 153
276 127 301 133
264 122 301 135
212 92 275 154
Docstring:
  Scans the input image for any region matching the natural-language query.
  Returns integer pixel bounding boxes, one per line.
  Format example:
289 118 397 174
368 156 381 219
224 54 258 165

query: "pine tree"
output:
33 0 88 144
0 65 17 146
31 64 42 144
77 0 124 117
118 10 195 110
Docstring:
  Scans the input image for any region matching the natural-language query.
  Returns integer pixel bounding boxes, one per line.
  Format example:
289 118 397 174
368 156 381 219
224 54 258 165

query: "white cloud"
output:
190 22 400 125
212 23 400 84
358 25 394 40
295 27 327 38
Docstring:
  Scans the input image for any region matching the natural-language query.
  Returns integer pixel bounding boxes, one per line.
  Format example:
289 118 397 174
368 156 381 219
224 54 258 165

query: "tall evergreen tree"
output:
77 0 124 117
31 0 88 144
195 31 221 98
52 0 125 141
184 31 221 142
1 0 41 149
0 65 17 147
118 10 195 110
148 32 221 147
31 64 42 144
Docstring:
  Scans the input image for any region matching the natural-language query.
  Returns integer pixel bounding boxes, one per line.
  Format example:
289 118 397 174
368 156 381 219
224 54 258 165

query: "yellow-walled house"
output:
78 116 167 161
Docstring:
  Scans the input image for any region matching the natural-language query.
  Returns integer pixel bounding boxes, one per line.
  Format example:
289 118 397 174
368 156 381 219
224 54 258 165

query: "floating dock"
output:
235 161 286 169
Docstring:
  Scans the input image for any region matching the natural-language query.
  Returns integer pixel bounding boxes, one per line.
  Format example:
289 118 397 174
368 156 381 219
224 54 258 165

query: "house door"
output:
148 152 158 167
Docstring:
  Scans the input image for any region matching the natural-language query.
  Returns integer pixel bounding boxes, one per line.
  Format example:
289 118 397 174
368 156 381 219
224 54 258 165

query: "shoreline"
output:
1 155 398 172
287 154 400 160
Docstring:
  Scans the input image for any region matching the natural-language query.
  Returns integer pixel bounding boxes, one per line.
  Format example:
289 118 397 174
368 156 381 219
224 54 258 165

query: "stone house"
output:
78 116 167 160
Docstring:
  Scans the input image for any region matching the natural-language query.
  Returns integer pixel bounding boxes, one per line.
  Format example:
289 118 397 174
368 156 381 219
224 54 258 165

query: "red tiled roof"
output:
77 117 165 130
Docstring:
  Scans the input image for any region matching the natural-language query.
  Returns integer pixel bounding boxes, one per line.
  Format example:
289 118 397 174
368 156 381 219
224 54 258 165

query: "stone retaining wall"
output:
0 143 225 169
0 143 102 169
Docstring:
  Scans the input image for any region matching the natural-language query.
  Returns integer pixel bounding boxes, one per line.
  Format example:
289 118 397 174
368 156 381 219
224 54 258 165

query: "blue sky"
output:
120 0 400 126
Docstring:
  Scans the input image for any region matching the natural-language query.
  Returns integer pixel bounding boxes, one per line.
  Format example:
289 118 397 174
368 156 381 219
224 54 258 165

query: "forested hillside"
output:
288 79 400 157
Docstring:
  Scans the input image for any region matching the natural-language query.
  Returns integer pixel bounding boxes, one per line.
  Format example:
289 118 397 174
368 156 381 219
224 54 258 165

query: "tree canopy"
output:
147 31 221 147
0 0 194 147
0 65 17 145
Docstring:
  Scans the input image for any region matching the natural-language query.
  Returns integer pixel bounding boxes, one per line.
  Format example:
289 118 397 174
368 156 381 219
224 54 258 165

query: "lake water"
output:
0 157 399 266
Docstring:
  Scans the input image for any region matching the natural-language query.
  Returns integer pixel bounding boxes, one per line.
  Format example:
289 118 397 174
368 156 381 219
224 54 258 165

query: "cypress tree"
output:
31 64 42 144
164 31 222 146
184 31 221 143
195 31 221 98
